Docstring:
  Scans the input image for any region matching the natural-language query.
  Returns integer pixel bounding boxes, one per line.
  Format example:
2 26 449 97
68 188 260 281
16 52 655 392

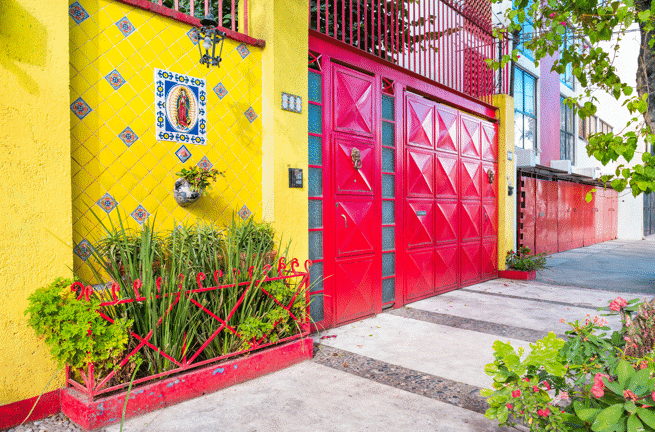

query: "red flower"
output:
543 381 551 391
512 389 521 398
549 12 556 18
591 385 604 398
609 297 628 311
533 385 540 392
507 403 513 409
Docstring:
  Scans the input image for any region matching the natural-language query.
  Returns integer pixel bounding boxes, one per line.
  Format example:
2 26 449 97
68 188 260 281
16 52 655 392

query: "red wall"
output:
538 54 561 167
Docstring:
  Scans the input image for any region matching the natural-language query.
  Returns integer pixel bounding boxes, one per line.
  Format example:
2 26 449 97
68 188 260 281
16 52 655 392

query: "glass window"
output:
560 96 575 164
559 31 574 89
514 67 537 150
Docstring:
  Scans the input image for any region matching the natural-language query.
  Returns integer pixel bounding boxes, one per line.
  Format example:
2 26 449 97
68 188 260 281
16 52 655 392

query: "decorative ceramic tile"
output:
116 17 135 37
73 239 93 261
245 107 258 123
70 97 91 119
175 145 192 163
282 92 302 113
213 83 228 100
119 127 138 147
155 68 207 145
69 2 89 24
187 28 199 45
236 44 250 59
131 205 149 224
105 69 125 90
238 205 252 219
97 192 117 213
197 156 212 170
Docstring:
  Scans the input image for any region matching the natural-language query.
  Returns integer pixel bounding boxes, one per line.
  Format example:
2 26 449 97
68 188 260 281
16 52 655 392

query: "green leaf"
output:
626 401 639 414
576 401 602 423
627 414 645 432
638 408 655 429
592 404 626 431
617 360 636 387
629 368 654 395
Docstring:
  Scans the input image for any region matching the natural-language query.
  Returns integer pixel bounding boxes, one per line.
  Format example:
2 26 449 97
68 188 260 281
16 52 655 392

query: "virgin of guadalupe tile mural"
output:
155 68 208 145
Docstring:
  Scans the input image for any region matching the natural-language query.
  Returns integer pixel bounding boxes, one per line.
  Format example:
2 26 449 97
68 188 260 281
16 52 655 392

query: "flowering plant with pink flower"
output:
483 297 655 431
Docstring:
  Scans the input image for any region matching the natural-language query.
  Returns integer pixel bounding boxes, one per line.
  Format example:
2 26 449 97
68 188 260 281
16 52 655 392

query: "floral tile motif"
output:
197 156 212 170
105 69 125 90
119 127 138 147
131 205 149 225
175 145 192 163
97 193 117 213
73 239 93 261
70 98 91 119
238 205 252 219
213 83 228 100
187 28 199 45
237 44 250 59
245 107 258 123
116 17 135 37
69 2 89 24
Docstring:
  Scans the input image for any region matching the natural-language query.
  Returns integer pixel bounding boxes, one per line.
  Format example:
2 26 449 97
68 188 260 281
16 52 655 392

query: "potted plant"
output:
499 247 547 280
174 165 225 207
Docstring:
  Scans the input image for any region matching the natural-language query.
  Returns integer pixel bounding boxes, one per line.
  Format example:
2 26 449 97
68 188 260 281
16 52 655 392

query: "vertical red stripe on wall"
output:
539 54 562 167
0 389 61 430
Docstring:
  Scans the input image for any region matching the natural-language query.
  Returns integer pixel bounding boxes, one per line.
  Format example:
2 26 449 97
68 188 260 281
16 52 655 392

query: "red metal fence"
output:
309 0 510 103
147 0 248 34
66 257 311 399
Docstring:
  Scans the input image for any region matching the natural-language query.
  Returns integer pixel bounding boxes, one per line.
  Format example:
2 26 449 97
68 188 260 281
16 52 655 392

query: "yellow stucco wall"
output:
0 0 72 405
69 0 264 280
250 0 309 263
493 94 516 270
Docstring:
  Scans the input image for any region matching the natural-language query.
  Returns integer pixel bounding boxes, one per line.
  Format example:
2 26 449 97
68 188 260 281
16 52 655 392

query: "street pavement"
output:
106 269 652 431
536 237 655 294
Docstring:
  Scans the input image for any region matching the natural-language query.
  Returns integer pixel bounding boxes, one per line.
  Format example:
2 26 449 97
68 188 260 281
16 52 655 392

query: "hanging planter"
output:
173 165 225 207
174 177 203 207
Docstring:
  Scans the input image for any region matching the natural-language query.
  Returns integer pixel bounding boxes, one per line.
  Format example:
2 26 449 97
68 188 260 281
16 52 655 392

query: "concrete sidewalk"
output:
104 279 648 432
536 238 655 293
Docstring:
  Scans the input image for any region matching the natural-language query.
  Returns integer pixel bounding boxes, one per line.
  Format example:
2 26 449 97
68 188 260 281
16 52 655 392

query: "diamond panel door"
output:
330 64 381 326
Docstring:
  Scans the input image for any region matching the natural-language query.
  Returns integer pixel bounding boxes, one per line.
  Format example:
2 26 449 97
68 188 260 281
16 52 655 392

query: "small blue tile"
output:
238 205 251 219
197 156 212 170
119 127 138 147
237 44 250 59
97 193 117 213
213 83 228 100
70 98 91 119
245 107 257 123
116 17 135 37
74 239 93 261
69 2 89 24
175 145 192 163
131 205 149 225
187 28 199 45
105 69 125 90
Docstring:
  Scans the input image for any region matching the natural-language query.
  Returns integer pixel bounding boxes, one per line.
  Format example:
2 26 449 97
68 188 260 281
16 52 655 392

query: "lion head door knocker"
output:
487 168 495 184
351 147 362 170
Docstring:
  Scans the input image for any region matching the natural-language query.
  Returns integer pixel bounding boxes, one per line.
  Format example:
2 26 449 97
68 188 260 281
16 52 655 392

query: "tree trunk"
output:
635 0 655 133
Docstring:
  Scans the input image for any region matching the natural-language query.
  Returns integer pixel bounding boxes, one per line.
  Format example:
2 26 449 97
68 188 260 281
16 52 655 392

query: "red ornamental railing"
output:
309 0 511 103
66 257 311 399
147 0 248 34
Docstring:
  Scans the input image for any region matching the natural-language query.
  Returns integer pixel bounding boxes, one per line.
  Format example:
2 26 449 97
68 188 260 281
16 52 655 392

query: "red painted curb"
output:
0 389 61 430
498 269 537 280
61 338 313 430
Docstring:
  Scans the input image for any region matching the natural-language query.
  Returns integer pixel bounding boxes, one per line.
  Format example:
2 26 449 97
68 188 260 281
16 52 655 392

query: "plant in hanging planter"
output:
174 165 225 207
499 247 548 280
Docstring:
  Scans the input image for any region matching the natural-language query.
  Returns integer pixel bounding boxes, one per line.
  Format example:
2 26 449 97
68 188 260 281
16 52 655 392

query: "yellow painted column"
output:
493 94 515 270
249 0 309 261
0 0 72 404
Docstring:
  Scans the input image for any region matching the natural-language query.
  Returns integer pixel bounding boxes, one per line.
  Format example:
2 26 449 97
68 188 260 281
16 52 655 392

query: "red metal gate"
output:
308 34 498 329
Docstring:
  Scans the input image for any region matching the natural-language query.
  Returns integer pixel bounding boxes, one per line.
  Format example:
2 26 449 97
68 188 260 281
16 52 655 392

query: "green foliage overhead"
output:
490 0 655 196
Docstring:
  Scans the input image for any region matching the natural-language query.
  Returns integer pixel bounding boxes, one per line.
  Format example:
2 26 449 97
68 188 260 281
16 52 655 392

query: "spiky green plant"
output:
623 298 655 357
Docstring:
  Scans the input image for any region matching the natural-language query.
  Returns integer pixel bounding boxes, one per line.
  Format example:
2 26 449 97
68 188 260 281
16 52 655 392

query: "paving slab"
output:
105 362 504 432
314 313 529 389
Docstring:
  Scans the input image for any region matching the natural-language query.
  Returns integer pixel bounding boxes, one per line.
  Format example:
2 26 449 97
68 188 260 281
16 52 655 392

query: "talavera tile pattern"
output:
69 0 263 280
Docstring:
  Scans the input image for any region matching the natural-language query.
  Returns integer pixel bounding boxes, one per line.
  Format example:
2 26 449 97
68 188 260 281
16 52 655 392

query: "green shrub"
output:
24 277 131 371
506 247 548 271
